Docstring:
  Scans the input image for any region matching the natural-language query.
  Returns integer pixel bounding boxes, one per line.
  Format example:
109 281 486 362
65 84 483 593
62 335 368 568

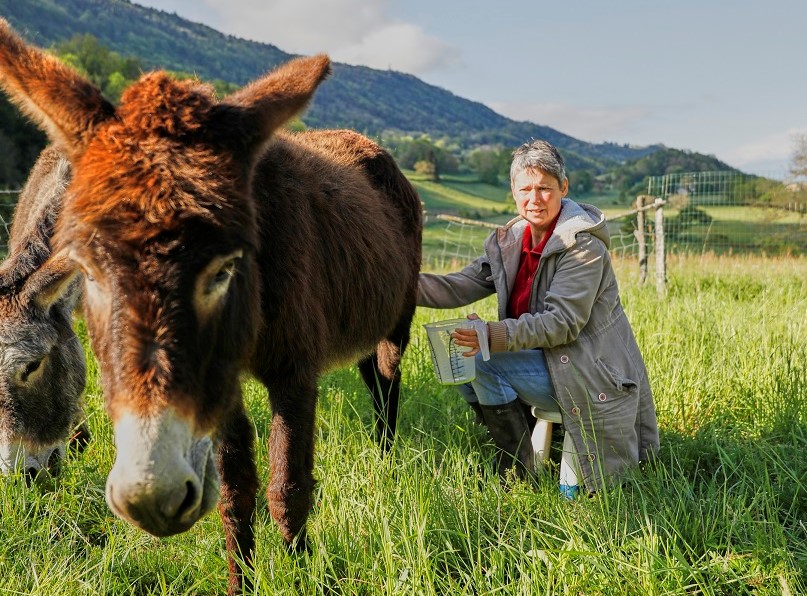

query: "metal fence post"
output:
654 198 666 296
635 195 647 284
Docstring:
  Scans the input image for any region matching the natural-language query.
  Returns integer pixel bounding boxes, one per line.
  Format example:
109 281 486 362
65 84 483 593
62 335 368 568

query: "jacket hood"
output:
501 199 609 253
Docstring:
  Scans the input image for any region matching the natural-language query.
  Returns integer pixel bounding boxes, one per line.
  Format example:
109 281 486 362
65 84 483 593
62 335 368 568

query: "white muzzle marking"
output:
105 408 219 536
0 437 64 475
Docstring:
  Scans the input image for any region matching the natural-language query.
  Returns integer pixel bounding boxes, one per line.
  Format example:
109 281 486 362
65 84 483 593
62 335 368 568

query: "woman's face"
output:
511 168 567 235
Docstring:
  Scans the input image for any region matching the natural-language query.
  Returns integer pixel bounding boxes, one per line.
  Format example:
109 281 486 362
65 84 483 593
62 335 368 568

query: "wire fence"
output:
644 170 807 255
4 170 806 267
425 171 807 270
428 210 656 262
424 214 498 270
425 209 655 274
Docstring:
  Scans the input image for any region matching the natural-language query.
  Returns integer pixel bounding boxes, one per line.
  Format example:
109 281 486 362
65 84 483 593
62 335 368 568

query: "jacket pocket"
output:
595 358 637 393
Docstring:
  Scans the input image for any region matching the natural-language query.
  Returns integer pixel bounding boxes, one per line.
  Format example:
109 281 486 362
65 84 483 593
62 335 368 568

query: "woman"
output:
418 140 659 492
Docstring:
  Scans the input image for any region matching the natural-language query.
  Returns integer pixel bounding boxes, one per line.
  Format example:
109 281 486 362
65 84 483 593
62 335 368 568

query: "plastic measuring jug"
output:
423 318 490 384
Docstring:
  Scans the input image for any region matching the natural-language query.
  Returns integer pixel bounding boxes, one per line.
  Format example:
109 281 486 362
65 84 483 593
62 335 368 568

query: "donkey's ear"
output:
0 19 116 159
23 253 81 312
211 54 330 158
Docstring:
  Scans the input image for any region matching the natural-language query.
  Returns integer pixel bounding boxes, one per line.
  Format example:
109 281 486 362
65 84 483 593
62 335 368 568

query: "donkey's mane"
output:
117 73 216 138
65 73 234 243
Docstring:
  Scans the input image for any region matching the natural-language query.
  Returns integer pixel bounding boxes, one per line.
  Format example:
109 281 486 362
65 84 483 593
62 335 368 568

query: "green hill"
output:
0 0 741 195
612 147 739 196
0 0 659 166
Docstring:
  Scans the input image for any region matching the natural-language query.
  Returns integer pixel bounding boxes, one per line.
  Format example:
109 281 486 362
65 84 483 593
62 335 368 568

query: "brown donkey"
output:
0 146 88 477
0 19 422 593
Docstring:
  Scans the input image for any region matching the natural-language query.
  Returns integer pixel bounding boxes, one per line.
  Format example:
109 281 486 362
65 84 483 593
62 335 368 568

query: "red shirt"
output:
507 217 559 319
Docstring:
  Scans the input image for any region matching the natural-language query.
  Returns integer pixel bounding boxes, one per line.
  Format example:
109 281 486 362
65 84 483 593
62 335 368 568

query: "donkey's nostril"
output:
161 478 200 521
47 448 61 471
177 480 197 518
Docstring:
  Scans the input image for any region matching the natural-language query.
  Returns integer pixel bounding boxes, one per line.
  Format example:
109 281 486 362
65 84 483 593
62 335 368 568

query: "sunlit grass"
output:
405 170 513 218
0 254 804 594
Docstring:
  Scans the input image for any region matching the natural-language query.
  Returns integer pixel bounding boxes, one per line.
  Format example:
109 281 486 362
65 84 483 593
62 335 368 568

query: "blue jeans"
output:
455 349 559 413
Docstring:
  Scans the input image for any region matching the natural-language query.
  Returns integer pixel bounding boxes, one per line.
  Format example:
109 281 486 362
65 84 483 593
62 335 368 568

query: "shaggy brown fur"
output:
0 19 422 594
0 146 87 476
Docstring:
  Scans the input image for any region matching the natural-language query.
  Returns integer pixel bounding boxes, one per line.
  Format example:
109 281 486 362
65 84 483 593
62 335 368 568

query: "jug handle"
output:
472 319 490 361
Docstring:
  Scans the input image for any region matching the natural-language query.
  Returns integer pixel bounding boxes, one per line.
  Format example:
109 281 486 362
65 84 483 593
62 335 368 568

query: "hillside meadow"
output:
406 171 807 264
0 251 804 595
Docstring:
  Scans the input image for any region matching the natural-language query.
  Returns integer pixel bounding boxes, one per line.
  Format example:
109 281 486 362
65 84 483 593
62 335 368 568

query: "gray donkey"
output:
0 146 88 476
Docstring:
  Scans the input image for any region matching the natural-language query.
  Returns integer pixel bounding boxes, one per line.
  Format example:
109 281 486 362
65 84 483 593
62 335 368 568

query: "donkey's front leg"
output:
216 406 259 596
265 374 318 549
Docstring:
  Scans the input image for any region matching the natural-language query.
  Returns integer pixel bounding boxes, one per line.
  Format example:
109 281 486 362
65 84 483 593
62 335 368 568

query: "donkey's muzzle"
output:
105 410 220 536
0 439 65 478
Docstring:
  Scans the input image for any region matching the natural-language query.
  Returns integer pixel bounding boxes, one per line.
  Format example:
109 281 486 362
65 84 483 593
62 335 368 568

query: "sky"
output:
134 0 807 177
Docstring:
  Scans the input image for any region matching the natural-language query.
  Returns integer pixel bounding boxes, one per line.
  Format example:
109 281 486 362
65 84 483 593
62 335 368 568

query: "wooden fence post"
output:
654 198 666 296
635 195 647 284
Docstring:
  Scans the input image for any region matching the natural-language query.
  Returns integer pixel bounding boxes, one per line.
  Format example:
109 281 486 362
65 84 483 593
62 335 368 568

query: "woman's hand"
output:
451 313 489 357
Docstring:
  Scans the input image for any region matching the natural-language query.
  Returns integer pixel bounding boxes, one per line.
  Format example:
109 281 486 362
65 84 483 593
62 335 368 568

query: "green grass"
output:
661 206 807 254
1 254 805 594
575 189 626 208
421 219 492 270
406 171 515 220
437 175 510 203
411 173 807 258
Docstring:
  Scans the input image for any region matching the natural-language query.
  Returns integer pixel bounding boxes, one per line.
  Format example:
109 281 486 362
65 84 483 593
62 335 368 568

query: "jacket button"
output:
571 406 580 416
560 355 569 364
588 453 596 461
598 393 607 401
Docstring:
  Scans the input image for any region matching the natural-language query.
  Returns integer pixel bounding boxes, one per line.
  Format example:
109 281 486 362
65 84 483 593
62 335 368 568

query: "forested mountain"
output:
613 148 738 196
0 0 659 164
0 0 737 192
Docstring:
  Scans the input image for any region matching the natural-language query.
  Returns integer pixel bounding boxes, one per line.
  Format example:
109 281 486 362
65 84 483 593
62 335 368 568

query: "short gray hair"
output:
510 140 566 186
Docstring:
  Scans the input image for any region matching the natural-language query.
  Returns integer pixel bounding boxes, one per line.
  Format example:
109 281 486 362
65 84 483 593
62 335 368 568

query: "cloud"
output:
330 23 459 73
724 128 806 166
717 128 807 177
487 101 652 143
172 0 459 75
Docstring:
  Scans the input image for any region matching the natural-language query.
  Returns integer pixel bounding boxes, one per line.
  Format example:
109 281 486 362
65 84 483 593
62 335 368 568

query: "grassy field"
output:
0 253 804 595
406 171 515 220
662 205 807 255
408 173 807 260
0 176 805 593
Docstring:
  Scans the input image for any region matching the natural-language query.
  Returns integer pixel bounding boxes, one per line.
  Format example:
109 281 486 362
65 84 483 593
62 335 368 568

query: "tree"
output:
384 134 457 179
105 71 128 101
467 147 508 186
569 170 594 195
413 159 438 180
790 133 807 180
55 34 142 103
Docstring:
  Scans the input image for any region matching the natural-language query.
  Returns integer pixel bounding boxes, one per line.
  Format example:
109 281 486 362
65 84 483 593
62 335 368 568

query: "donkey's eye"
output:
195 251 244 316
21 357 44 383
207 258 239 294
213 262 236 285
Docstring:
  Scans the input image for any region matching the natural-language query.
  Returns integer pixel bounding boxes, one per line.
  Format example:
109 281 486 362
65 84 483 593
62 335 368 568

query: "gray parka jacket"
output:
418 199 659 491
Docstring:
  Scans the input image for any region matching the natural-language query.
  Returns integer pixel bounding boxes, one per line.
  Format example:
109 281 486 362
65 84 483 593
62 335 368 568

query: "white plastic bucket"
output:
423 318 489 385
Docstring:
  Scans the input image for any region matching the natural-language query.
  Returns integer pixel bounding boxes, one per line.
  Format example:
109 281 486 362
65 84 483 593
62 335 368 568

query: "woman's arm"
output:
417 254 496 309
